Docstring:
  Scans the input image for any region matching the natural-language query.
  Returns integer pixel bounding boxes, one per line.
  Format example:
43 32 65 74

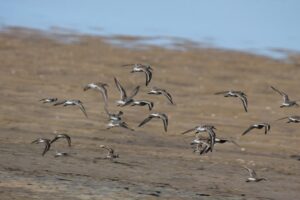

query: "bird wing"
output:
160 114 168 132
181 126 198 135
242 125 255 135
243 166 257 178
206 128 216 152
76 102 88 118
128 86 140 99
161 90 174 104
147 101 154 110
42 141 51 156
138 115 153 127
114 77 127 99
237 93 248 112
121 122 135 131
143 68 152 86
97 85 108 105
276 116 289 121
271 86 289 101
214 91 229 95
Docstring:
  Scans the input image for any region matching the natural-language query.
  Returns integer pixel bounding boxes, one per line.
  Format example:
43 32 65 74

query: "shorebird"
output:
181 125 216 151
242 123 271 135
243 166 267 182
31 138 51 156
53 99 88 118
131 100 154 110
104 105 123 121
50 133 71 147
107 120 134 131
84 82 109 105
122 64 153 86
114 77 140 106
39 98 58 104
190 139 211 155
215 90 248 112
148 87 174 104
276 115 300 123
100 145 119 160
138 113 168 132
270 86 299 108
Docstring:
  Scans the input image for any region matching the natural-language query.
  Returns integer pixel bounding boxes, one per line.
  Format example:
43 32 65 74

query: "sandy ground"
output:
0 27 300 200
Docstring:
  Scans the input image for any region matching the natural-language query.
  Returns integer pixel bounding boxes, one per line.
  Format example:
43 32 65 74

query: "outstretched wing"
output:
162 90 174 104
181 126 198 135
214 91 229 95
120 122 134 131
160 114 168 132
242 125 255 135
128 86 140 99
143 69 152 86
237 94 248 112
76 102 88 118
114 77 127 99
42 141 51 156
138 115 153 127
271 86 289 101
276 116 288 121
243 166 257 178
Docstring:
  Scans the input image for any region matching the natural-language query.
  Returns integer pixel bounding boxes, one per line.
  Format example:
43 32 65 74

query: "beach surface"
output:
0 27 300 200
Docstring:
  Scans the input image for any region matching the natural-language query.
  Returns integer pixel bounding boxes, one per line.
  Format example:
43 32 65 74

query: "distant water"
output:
1 0 300 58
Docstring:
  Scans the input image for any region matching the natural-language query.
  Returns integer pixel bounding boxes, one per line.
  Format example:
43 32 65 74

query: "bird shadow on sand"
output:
92 157 139 167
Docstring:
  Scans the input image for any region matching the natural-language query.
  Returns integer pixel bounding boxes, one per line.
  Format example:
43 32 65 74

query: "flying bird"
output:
31 138 51 156
84 82 109 105
114 77 140 106
148 87 174 104
270 86 299 108
50 133 71 147
138 113 168 132
100 145 119 160
215 90 248 112
242 123 271 135
276 115 300 123
39 98 58 104
243 166 267 182
181 125 216 151
131 100 154 110
53 99 88 118
107 120 134 131
122 63 153 86
104 105 123 121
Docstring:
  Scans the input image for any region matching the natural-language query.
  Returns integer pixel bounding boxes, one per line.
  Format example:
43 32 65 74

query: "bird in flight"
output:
131 100 154 111
53 99 88 118
215 90 248 112
31 138 51 156
148 87 174 104
243 166 267 182
50 133 72 147
114 77 140 107
242 123 271 135
270 86 299 108
138 113 168 132
84 82 109 105
122 63 153 86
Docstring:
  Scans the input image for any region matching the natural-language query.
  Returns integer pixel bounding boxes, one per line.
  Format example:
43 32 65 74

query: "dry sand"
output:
0 27 300 200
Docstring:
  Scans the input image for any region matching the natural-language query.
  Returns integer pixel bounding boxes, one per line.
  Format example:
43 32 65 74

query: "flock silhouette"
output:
33 63 299 182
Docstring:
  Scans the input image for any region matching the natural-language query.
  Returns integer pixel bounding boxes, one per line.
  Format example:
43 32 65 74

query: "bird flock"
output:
33 63 299 182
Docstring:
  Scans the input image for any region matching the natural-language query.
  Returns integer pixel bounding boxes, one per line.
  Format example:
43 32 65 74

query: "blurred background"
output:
0 0 299 57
